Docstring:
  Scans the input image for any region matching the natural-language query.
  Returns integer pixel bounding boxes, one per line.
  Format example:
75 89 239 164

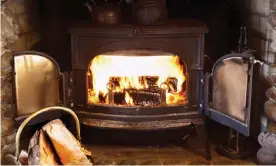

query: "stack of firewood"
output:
108 76 180 106
19 119 92 165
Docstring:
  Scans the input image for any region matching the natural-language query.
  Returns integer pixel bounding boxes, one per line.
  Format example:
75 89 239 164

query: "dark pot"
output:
84 0 122 24
134 0 168 25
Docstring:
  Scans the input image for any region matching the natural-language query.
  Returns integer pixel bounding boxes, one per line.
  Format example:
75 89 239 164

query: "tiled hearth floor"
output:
86 143 255 165
82 126 256 165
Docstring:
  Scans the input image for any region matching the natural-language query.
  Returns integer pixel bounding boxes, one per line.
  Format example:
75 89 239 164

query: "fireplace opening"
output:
86 50 188 107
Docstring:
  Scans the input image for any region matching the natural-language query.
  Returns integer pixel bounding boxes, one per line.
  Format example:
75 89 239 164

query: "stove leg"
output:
216 128 252 159
193 118 211 160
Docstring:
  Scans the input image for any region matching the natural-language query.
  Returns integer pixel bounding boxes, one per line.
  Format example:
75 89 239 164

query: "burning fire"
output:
87 51 187 106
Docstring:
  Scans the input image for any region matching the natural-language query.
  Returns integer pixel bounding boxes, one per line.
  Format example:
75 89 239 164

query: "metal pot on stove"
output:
134 0 168 25
84 0 123 24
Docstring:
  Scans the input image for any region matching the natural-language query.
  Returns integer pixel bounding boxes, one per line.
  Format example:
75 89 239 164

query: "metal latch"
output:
254 59 264 65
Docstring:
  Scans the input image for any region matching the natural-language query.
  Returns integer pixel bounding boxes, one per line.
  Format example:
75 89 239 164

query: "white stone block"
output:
265 100 276 122
270 0 276 11
257 147 276 164
260 16 270 35
271 41 276 51
269 30 276 51
251 0 270 15
266 51 276 63
249 14 260 31
260 17 276 40
260 61 270 77
250 0 258 13
263 40 271 52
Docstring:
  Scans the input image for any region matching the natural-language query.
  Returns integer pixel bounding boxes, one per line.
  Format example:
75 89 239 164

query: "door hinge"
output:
205 110 211 117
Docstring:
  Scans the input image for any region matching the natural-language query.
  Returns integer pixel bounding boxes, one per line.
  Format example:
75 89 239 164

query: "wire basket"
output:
5 106 81 165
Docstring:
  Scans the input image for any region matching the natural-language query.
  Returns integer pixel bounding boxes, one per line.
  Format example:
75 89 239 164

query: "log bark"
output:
127 88 161 106
108 76 180 106
28 130 59 165
113 88 162 106
42 119 91 165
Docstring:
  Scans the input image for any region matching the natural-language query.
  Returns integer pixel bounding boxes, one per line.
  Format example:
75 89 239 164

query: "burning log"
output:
114 92 125 104
42 119 92 165
111 89 163 106
28 130 59 165
126 88 161 106
109 76 160 89
144 76 159 88
103 76 181 106
108 76 178 93
109 77 121 87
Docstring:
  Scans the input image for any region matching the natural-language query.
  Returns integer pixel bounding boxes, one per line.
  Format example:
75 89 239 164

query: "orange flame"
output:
87 51 187 106
125 91 134 105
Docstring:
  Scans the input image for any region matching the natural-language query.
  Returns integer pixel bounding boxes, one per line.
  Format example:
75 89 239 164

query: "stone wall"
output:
1 0 40 164
241 0 276 135
0 0 274 163
245 0 276 66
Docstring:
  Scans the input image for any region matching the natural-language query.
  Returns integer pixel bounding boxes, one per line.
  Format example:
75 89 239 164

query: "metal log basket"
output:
6 106 81 165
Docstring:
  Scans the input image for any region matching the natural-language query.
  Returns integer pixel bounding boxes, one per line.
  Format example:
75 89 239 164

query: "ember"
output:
87 51 187 106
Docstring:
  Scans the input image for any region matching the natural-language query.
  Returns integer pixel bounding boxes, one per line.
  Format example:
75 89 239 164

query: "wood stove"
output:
11 19 260 161
66 20 208 131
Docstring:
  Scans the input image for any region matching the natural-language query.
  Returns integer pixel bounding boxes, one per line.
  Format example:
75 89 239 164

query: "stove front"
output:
10 18 259 162
67 20 208 130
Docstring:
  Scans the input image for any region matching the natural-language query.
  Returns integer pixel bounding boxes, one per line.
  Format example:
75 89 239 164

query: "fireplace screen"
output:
212 57 248 122
86 50 187 107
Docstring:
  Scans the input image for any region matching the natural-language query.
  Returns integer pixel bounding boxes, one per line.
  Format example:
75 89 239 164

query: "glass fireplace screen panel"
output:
212 57 248 122
86 50 187 107
14 54 60 117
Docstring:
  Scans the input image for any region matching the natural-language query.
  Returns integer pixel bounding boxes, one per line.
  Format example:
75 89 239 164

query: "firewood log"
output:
18 150 28 165
28 130 59 165
127 88 161 106
79 143 92 157
42 119 92 165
